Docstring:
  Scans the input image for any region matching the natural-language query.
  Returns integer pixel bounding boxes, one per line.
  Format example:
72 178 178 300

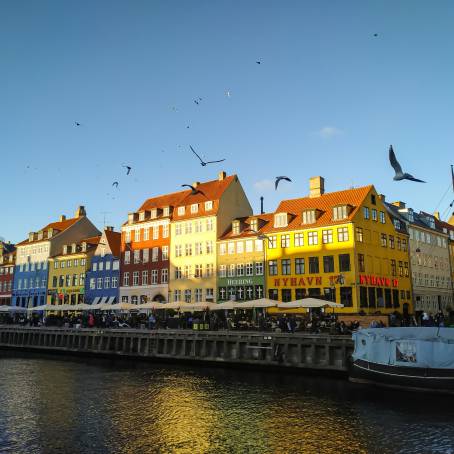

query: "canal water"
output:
0 354 453 454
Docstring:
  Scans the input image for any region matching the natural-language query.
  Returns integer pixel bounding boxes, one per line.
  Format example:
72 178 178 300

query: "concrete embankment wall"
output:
0 327 354 373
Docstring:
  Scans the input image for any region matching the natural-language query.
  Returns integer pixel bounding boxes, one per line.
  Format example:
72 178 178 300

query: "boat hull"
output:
350 359 454 394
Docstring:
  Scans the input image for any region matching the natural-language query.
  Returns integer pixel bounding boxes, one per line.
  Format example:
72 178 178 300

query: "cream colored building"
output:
169 172 252 303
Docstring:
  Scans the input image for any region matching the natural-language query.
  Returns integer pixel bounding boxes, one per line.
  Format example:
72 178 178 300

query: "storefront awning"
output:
92 297 101 305
99 296 108 305
106 296 116 305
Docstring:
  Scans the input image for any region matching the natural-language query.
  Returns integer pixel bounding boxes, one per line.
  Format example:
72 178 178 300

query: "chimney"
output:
260 196 264 215
378 194 385 202
75 205 86 218
192 181 200 188
309 176 325 198
218 171 226 181
59 215 66 222
434 211 440 220
105 226 114 231
392 201 406 209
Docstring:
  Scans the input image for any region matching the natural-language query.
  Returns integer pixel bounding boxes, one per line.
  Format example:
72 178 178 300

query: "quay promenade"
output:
0 326 354 373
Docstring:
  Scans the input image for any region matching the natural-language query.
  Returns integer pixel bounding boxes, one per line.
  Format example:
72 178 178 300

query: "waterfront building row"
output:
3 172 454 315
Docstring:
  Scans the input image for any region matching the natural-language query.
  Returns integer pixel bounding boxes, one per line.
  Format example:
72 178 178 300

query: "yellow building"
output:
169 172 252 303
47 236 101 306
263 177 413 315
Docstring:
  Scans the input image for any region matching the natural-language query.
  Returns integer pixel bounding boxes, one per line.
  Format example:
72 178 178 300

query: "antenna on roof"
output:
100 211 112 228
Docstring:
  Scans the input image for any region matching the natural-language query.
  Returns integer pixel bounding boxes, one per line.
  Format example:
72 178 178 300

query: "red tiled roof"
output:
219 213 274 240
17 217 81 246
82 235 102 245
261 185 373 233
104 229 121 257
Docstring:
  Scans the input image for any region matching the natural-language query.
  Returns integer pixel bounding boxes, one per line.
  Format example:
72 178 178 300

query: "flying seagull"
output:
112 181 119 188
181 184 204 195
275 176 292 190
256 61 261 64
75 122 81 126
122 165 132 175
189 145 226 166
389 145 426 183
373 33 378 37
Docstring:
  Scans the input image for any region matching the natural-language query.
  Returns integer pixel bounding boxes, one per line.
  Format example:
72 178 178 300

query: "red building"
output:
0 242 16 306
119 192 184 304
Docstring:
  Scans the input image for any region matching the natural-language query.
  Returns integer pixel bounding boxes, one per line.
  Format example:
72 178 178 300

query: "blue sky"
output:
1 1 453 243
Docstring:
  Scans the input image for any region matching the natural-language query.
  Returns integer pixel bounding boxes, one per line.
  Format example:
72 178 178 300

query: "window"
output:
281 235 290 248
255 262 263 275
174 290 181 302
323 255 334 273
398 261 404 277
268 260 278 276
54 261 59 269
322 229 333 244
302 210 316 224
142 270 148 285
372 209 377 221
228 242 235 255
185 222 192 234
133 271 139 286
391 259 396 276
205 263 214 277
134 229 141 242
245 263 253 276
282 289 292 302
337 227 349 242
205 201 213 211
134 250 140 264
268 236 277 249
371 194 376 205
175 223 182 235
162 224 169 238
175 267 182 279
112 276 118 288
104 277 110 289
195 288 202 302
393 219 401 230
294 233 304 247
206 218 214 231
206 241 213 254
153 226 159 240
404 262 409 277
295 258 305 274
236 264 244 276
255 239 263 252
281 259 291 275
162 246 169 261
113 260 119 270
91 262 97 271
219 265 227 278
333 205 348 220
363 207 370 219
97 278 103 289
309 257 319 273
195 264 203 278
380 234 387 247
161 269 168 283
185 244 192 256
228 264 235 277
142 248 149 263
123 272 130 286
151 270 158 284
195 220 203 233
232 221 240 235
245 240 253 252
397 238 401 250
308 231 318 245
356 227 363 242
184 265 191 278
190 203 198 213
340 287 353 307
184 289 191 303
177 206 185 215
89 278 95 289
219 243 227 255
143 228 150 241
152 247 159 262
124 251 130 264
274 213 288 228
339 254 350 272
389 235 395 249
175 245 182 257
379 211 386 223
358 253 365 272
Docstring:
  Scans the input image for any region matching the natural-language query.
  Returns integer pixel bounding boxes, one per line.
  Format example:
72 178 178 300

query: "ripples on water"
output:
0 353 454 454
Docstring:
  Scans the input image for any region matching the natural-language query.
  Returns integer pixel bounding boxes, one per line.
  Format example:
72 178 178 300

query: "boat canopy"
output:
352 328 454 369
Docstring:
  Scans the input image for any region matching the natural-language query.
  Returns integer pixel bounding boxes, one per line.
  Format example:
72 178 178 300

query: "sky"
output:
1 0 454 243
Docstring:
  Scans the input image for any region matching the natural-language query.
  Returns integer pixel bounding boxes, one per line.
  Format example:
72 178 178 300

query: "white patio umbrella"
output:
28 304 57 312
288 298 344 308
210 301 237 310
100 302 136 311
237 298 278 309
178 302 217 312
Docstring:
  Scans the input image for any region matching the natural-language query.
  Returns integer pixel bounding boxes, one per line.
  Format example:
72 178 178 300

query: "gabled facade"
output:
47 235 101 306
85 227 121 305
217 214 272 302
170 172 253 303
263 177 413 315
13 206 100 308
0 242 16 306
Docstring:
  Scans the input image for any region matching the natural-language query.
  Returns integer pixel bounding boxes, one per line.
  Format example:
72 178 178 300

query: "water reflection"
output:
0 353 454 454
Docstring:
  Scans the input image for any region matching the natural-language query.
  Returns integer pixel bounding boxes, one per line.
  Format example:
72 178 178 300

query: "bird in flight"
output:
194 98 202 105
181 184 204 195
189 145 225 166
122 165 132 175
75 122 81 126
373 33 378 37
112 181 119 188
256 61 261 64
275 176 292 190
389 145 425 183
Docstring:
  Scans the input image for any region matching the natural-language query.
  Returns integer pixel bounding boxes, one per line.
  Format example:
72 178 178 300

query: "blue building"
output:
85 227 121 305
13 206 100 308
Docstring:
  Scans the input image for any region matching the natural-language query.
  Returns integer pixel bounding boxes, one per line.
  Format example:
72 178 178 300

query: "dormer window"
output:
205 201 213 211
38 231 43 240
163 206 170 217
29 232 34 242
72 243 77 253
274 213 288 228
191 204 198 214
151 209 157 219
232 220 240 235
139 211 145 221
429 218 435 229
177 206 185 216
393 219 401 230
302 210 316 225
81 242 87 252
63 245 68 255
250 219 258 232
128 213 134 224
332 205 348 221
